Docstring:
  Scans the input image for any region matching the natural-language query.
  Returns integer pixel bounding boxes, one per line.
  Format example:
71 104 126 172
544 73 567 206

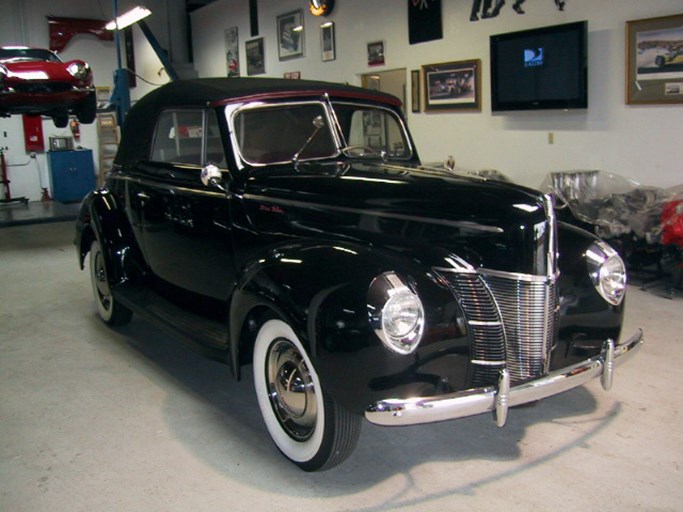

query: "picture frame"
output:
411 69 420 113
367 41 385 67
626 14 683 105
422 59 481 112
225 26 240 77
277 9 304 61
321 21 335 62
245 37 265 76
284 71 301 80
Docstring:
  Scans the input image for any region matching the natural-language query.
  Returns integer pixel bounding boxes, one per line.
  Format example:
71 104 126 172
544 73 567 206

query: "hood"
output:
241 161 553 275
2 60 84 82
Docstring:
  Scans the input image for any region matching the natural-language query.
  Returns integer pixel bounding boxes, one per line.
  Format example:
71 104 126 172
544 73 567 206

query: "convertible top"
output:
116 77 402 166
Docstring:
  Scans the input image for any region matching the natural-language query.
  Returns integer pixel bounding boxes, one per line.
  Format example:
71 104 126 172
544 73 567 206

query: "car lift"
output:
109 18 178 126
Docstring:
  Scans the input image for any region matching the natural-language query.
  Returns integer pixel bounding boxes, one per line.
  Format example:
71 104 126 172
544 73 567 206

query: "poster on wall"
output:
408 0 442 44
422 59 481 112
225 27 240 77
626 14 683 105
277 9 305 61
246 37 265 76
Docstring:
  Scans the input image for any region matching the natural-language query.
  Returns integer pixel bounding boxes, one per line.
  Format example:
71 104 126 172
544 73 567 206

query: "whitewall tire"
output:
89 239 132 326
253 318 361 471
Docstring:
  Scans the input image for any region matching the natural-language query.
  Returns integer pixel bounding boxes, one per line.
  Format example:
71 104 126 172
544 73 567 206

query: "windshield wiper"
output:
292 115 325 165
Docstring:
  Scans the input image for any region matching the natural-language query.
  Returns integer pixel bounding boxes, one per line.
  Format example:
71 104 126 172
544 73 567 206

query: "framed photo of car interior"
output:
626 14 683 105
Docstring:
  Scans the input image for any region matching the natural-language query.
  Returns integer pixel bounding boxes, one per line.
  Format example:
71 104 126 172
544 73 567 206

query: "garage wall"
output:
0 0 182 201
190 0 683 190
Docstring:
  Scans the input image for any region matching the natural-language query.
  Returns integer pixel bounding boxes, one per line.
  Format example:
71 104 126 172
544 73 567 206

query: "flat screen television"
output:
490 21 588 112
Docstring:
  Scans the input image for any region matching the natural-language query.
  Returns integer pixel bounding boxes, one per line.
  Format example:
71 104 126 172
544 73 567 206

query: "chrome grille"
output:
481 273 558 381
436 270 558 384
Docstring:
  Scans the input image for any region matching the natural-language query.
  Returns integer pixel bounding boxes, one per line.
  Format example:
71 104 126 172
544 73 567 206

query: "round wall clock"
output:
309 0 335 17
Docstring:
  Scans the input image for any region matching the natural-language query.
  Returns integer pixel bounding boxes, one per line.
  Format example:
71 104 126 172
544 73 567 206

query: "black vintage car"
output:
75 78 642 471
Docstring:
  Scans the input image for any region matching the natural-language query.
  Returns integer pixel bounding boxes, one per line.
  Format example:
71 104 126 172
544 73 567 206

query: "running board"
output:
112 282 229 362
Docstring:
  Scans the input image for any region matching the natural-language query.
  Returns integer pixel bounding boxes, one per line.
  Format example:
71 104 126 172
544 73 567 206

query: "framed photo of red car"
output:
422 59 481 112
626 14 683 105
367 41 385 66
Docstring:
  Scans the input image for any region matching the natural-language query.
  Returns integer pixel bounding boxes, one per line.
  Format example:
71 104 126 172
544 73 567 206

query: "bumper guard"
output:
365 329 643 427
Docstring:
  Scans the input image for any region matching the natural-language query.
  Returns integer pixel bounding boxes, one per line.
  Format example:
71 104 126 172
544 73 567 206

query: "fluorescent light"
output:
105 6 152 30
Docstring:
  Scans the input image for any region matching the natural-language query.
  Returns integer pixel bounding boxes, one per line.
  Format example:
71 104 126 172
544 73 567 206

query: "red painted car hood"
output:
1 59 86 83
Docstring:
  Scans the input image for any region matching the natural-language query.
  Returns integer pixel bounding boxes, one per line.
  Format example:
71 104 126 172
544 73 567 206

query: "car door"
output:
131 108 235 301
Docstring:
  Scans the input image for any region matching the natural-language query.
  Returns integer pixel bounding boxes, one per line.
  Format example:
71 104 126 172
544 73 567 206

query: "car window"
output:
150 110 205 166
233 103 337 165
0 48 61 62
333 103 411 159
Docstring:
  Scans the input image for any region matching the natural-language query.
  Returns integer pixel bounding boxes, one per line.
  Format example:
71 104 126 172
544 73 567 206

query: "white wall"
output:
191 0 683 190
0 0 180 201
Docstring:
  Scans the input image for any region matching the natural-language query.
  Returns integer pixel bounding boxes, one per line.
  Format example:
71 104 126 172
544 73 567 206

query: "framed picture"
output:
626 14 683 105
284 71 301 79
225 26 240 77
245 37 265 76
422 59 481 112
367 41 385 66
321 21 335 62
277 9 304 61
411 69 420 113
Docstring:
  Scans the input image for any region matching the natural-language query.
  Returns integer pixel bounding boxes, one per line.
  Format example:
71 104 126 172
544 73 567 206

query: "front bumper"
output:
365 329 643 427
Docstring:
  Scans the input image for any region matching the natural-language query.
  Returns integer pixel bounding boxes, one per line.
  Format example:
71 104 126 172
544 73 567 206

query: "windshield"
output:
332 102 411 159
0 48 61 63
230 100 412 166
233 103 337 165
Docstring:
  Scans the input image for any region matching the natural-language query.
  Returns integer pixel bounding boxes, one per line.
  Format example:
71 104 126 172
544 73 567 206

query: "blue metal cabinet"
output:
48 149 96 203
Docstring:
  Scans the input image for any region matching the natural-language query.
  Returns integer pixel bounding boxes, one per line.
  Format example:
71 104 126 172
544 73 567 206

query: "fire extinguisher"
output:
70 119 81 142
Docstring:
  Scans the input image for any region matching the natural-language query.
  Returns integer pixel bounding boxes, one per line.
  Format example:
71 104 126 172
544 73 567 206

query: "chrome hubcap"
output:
93 250 112 310
266 339 317 441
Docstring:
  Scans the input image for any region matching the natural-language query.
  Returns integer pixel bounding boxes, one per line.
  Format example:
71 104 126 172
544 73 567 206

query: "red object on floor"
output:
662 200 683 248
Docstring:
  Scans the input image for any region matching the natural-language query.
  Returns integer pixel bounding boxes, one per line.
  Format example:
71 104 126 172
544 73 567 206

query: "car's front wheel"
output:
77 91 97 124
89 239 132 326
253 318 361 471
53 113 68 128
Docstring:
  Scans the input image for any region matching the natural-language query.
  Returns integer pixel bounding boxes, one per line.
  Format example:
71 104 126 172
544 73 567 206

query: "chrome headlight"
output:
586 241 626 306
67 62 90 80
368 272 425 354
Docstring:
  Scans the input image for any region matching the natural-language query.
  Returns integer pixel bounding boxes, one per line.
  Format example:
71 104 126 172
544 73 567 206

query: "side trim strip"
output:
243 193 504 234
110 174 228 199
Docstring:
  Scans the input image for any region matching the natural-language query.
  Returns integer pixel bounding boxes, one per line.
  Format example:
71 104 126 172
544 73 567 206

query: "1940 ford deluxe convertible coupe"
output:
75 78 643 471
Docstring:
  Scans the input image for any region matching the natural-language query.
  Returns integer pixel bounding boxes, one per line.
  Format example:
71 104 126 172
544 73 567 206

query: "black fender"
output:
554 222 625 367
75 188 141 286
228 240 468 414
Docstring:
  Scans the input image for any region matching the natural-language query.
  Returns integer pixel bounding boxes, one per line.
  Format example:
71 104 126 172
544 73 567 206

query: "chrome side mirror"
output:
201 164 228 193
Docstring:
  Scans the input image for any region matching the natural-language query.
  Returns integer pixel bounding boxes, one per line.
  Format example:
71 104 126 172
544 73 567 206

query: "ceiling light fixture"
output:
105 6 152 30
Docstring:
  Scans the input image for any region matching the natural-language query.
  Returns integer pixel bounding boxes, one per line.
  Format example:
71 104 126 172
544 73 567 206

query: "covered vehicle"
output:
0 46 96 127
75 78 642 471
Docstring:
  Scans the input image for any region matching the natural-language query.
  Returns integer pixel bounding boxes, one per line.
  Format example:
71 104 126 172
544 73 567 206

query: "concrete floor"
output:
1 221 681 512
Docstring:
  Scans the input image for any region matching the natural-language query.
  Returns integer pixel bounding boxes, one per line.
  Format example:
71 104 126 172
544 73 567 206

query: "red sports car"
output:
0 46 96 127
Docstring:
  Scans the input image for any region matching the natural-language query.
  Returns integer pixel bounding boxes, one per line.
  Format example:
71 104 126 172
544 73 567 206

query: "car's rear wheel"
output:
253 318 361 471
89 239 132 326
77 91 97 124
